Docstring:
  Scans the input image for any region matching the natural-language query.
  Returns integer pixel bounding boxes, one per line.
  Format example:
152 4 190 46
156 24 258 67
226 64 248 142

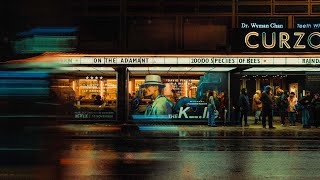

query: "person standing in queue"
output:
277 89 289 127
287 92 298 126
252 90 262 125
260 86 275 129
299 91 312 128
207 91 218 127
239 88 250 127
219 91 228 126
311 93 320 128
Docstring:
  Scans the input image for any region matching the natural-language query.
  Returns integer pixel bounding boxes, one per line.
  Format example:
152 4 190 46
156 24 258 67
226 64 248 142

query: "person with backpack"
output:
239 88 250 127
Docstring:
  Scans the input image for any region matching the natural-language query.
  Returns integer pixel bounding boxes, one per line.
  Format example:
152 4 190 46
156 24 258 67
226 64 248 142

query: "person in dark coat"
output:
260 86 275 129
311 93 320 128
238 88 250 127
219 91 228 125
277 89 289 126
299 91 312 128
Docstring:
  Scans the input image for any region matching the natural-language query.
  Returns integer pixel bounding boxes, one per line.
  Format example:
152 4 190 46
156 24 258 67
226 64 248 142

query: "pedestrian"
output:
299 91 312 128
219 91 228 126
311 93 320 128
277 89 289 126
239 88 250 127
232 97 240 126
260 86 275 129
207 91 218 127
252 90 262 124
287 92 298 126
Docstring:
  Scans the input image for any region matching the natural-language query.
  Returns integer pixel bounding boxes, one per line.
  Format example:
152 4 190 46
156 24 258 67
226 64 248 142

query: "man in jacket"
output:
260 86 275 129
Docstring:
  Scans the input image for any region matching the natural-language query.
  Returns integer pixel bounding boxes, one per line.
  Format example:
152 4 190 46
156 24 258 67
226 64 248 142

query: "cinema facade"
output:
2 52 319 124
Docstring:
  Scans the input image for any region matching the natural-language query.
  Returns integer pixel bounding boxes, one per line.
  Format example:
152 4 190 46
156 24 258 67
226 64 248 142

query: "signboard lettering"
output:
232 29 320 52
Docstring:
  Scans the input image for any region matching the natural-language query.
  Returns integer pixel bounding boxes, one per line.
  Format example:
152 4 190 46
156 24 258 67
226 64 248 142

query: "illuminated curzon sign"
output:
245 32 320 49
232 29 320 52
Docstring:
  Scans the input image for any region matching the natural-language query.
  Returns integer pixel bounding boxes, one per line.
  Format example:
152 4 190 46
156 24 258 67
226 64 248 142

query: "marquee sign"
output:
58 56 320 65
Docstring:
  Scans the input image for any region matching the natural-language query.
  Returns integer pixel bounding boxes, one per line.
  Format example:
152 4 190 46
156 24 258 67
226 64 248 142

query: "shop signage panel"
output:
164 57 178 64
299 58 320 65
178 57 190 64
237 57 274 65
104 57 118 64
80 57 101 64
232 29 320 52
59 57 81 64
295 17 320 29
273 58 286 64
286 58 300 64
238 17 287 29
152 57 165 64
57 56 320 65
117 57 151 64
213 58 236 65
189 57 214 64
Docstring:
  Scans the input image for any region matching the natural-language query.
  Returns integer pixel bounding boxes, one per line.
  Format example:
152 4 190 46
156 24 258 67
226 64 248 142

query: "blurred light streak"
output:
138 126 178 131
17 27 77 36
0 79 49 85
0 71 49 78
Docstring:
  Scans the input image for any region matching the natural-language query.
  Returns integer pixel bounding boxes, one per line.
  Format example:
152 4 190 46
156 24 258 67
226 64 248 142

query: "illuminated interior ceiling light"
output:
189 67 213 71
148 67 170 72
169 67 192 72
127 67 149 72
210 67 236 71
58 67 115 72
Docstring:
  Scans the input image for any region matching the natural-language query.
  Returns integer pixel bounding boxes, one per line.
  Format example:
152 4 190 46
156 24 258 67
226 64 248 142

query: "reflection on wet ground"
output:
24 124 320 139
0 129 320 179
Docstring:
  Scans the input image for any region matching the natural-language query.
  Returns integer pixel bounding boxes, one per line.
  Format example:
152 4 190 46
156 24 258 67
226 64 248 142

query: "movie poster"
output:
130 72 228 121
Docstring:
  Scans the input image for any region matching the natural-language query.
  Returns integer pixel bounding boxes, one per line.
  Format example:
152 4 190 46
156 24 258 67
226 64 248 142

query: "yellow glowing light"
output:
100 81 103 97
185 82 188 97
129 80 132 94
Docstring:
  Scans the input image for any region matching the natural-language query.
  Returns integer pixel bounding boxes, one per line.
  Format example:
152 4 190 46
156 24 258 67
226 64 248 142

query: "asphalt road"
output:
0 135 319 179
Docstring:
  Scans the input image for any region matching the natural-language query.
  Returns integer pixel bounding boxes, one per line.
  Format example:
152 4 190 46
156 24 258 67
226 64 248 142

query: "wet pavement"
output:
0 121 320 179
0 136 319 179
25 121 320 140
